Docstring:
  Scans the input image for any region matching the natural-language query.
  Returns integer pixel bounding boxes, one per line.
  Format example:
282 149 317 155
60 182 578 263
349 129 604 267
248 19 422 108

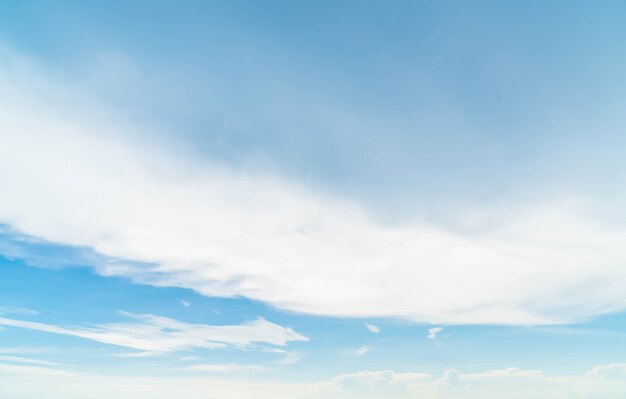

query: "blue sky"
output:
1 1 626 398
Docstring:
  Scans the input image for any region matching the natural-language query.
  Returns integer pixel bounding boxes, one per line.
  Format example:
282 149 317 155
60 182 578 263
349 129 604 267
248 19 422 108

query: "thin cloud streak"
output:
181 363 267 373
344 346 371 357
0 313 307 353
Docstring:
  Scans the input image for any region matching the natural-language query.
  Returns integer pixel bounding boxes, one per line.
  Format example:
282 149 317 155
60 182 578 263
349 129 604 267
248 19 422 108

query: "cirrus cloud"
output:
1 48 626 326
0 312 307 354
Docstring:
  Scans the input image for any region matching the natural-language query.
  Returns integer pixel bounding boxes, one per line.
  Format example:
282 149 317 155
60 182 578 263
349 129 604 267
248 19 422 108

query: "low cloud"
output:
3 363 626 398
323 365 626 399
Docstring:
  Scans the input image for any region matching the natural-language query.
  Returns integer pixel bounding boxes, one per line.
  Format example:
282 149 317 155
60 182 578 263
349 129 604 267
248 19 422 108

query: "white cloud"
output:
365 324 380 334
427 327 443 341
0 373 315 399
112 351 160 358
329 370 432 396
322 365 626 399
277 351 304 366
2 48 626 326
181 363 267 373
345 346 371 357
2 364 626 398
176 356 202 362
0 306 40 316
0 313 307 353
0 355 58 366
0 346 54 355
586 363 626 380
0 363 77 377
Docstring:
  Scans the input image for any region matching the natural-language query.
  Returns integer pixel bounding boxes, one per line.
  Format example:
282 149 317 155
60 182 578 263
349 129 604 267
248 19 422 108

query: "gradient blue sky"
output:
1 1 626 398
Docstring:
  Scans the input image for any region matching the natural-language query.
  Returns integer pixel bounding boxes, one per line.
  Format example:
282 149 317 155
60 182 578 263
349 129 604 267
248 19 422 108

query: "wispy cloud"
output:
0 312 308 354
0 355 58 366
0 347 54 355
344 346 371 357
175 356 202 362
180 363 267 373
2 47 626 326
277 351 304 366
427 327 443 341
0 306 40 316
365 323 380 334
0 363 75 377
112 351 160 358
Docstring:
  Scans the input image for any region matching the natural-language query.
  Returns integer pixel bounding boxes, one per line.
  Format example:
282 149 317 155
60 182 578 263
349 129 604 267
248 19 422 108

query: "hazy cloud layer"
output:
2 363 626 399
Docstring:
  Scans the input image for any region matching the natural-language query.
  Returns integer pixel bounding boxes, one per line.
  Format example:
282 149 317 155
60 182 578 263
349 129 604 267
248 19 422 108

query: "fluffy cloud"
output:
2 48 626 325
0 312 307 353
